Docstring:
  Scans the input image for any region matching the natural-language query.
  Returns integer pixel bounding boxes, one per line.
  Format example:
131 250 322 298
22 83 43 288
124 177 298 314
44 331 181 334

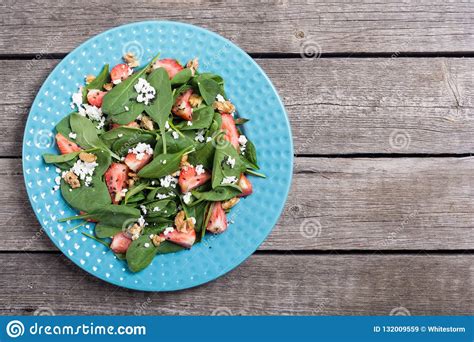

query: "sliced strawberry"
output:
55 133 82 154
206 202 228 234
110 121 140 130
221 114 239 149
124 151 152 172
238 174 253 197
104 163 128 204
110 232 132 254
160 228 196 249
110 63 132 84
178 164 211 193
153 58 183 79
87 89 107 107
172 89 193 121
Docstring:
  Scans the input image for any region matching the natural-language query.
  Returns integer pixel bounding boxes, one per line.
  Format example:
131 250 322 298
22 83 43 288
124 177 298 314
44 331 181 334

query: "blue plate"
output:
22 21 293 291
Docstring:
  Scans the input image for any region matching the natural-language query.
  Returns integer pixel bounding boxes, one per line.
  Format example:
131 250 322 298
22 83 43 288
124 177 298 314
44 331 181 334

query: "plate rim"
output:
22 20 294 291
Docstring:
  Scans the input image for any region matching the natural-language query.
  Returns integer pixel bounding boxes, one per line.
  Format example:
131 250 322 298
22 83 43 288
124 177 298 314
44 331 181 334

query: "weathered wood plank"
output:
0 253 471 315
2 157 473 251
1 58 473 156
1 1 473 54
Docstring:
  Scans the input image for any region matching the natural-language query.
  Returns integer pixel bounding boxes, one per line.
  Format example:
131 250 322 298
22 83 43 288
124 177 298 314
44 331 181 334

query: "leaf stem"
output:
66 221 87 233
82 232 110 248
246 169 267 178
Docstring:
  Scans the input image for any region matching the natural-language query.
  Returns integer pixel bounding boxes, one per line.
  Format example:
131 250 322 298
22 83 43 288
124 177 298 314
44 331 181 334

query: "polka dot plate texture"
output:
22 21 293 291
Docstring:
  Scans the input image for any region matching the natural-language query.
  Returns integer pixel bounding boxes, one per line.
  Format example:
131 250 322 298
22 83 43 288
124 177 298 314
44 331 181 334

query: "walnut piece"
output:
180 154 189 168
78 152 97 163
85 75 96 84
63 171 80 189
222 197 240 210
186 58 199 76
174 210 195 233
123 52 139 68
152 235 166 247
213 100 235 114
189 94 203 108
140 115 154 130
127 223 143 241
103 82 113 91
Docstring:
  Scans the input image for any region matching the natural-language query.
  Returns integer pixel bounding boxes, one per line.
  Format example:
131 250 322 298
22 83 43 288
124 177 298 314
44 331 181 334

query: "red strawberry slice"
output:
55 133 82 154
178 164 211 193
110 121 140 130
110 232 132 254
104 163 128 204
172 89 193 121
206 202 228 234
87 89 107 107
110 63 132 84
221 114 239 149
160 228 196 249
153 58 183 79
238 174 253 197
124 151 152 172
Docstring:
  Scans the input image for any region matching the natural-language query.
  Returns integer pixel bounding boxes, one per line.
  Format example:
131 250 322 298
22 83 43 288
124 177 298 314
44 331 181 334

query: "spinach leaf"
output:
102 54 159 116
95 223 122 239
138 146 193 179
126 235 158 273
212 143 246 188
171 68 193 85
69 114 105 149
43 151 80 164
111 133 155 157
197 78 221 105
125 182 149 204
156 241 185 254
84 204 141 227
175 106 214 131
188 140 215 169
110 102 145 124
145 199 177 218
145 67 173 154
234 117 249 125
146 187 178 201
82 64 110 101
55 113 74 137
60 179 110 213
192 186 241 202
183 200 207 236
154 131 195 156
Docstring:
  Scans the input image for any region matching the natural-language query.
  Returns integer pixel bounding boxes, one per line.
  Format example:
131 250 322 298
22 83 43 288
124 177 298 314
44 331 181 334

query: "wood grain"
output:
3 157 473 252
1 58 473 156
1 1 473 54
1 253 471 315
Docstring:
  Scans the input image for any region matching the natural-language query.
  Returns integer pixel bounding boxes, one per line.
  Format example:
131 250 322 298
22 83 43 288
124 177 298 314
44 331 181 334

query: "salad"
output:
42 52 264 272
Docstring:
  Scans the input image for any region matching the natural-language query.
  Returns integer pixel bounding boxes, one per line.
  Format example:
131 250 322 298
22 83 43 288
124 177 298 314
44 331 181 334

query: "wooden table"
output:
1 1 472 315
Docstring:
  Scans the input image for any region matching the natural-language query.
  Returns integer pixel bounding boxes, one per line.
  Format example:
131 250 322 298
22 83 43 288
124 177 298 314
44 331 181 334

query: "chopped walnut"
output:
78 152 97 163
213 100 235 114
222 197 240 210
127 172 139 188
63 171 80 189
123 52 139 68
186 58 199 76
180 154 189 168
127 223 143 240
189 94 203 108
140 115 154 130
85 75 96 84
103 82 113 91
174 210 195 233
152 235 166 247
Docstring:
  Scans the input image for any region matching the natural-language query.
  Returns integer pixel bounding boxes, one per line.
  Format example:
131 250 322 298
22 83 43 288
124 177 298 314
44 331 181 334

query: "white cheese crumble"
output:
221 176 238 185
128 143 153 160
216 94 226 102
120 188 128 197
144 243 150 248
195 129 205 143
71 88 106 127
238 134 248 153
152 206 160 212
206 137 212 143
124 106 129 111
187 121 193 126
68 132 77 140
159 175 178 188
163 227 175 236
165 121 170 130
71 89 83 109
171 131 179 140
134 78 156 105
190 217 196 225
70 160 98 187
225 156 236 168
53 185 60 191
138 215 147 227
140 205 148 215
195 164 205 175
182 192 192 204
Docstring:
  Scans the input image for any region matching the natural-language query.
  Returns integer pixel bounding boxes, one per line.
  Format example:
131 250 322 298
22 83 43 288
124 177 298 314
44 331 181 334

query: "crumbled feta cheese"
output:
190 217 196 225
140 205 148 215
238 135 248 146
206 137 212 143
163 227 175 235
113 79 122 85
161 159 167 165
68 132 77 139
165 121 170 130
172 131 179 140
195 129 205 143
71 89 83 109
182 192 192 204
120 188 128 196
70 159 98 187
124 106 129 111
96 116 106 130
156 193 170 200
225 156 236 168
128 143 153 161
117 133 123 138
134 78 156 105
137 216 147 227
159 175 178 188
187 121 193 126
195 164 205 175
153 206 160 212
221 176 238 185
55 167 61 173
144 243 150 248
216 94 226 102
